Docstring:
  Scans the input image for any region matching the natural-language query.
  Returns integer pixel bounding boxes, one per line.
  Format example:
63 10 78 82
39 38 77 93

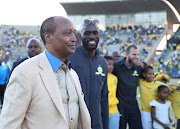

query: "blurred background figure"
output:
0 57 7 108
9 38 42 78
3 53 12 84
111 51 121 61
75 31 81 46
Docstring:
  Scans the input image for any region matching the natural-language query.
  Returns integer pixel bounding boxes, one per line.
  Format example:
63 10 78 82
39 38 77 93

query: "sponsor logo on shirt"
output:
95 65 105 76
132 70 139 76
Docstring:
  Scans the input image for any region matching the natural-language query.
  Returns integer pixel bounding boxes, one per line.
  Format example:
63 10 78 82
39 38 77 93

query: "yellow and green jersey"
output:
168 90 180 119
108 73 119 115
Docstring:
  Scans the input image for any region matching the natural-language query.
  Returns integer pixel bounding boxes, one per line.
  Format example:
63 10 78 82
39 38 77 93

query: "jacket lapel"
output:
38 52 67 123
69 69 91 129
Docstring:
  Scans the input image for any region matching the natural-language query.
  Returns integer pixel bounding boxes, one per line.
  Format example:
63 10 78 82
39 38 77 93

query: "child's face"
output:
158 88 169 100
143 69 155 82
107 59 114 73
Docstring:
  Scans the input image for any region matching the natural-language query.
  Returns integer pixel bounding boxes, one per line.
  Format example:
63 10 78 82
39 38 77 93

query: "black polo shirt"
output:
112 58 143 104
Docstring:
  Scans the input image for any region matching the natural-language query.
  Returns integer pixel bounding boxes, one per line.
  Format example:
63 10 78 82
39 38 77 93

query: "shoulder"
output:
114 58 124 65
150 99 157 106
13 57 28 66
138 78 144 85
166 100 171 105
110 73 117 79
155 80 166 85
98 55 107 63
70 68 78 76
14 53 43 73
135 65 143 72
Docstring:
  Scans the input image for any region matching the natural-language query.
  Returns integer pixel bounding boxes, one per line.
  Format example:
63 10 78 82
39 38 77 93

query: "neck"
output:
156 98 166 104
88 50 96 59
83 47 96 59
47 50 67 63
145 80 153 83
125 58 131 66
56 55 67 63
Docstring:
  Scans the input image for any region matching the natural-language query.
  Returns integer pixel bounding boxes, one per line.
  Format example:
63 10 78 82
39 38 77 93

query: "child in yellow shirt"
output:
104 56 119 129
138 66 177 129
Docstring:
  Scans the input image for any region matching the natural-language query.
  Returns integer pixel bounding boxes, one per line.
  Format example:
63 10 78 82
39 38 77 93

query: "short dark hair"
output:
143 66 153 73
142 62 147 67
126 45 138 54
40 16 58 45
104 56 113 61
158 85 169 92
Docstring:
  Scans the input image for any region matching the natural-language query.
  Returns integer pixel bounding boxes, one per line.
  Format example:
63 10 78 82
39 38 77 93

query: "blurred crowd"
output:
0 24 179 78
155 41 180 77
0 25 41 91
0 25 41 60
99 25 163 62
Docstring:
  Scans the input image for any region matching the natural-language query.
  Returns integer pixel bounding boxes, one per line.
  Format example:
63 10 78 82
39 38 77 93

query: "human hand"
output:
171 121 175 127
176 86 180 90
167 82 174 88
162 123 170 129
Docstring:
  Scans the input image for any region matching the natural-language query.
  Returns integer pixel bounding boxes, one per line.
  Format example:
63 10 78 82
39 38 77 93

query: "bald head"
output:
40 16 73 45
40 16 76 60
26 38 41 48
27 38 42 58
111 51 120 61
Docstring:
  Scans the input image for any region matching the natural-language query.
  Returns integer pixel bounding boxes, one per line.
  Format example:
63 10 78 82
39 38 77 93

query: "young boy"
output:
104 56 119 129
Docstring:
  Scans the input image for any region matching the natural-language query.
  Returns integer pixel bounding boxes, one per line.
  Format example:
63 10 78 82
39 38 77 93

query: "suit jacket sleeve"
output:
101 69 109 129
0 67 32 129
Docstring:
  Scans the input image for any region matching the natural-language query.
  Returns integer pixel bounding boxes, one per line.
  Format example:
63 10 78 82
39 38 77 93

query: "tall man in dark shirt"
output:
69 19 109 129
113 45 143 129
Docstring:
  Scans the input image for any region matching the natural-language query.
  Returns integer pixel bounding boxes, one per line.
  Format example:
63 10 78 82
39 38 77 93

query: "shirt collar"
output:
45 50 71 72
78 45 99 59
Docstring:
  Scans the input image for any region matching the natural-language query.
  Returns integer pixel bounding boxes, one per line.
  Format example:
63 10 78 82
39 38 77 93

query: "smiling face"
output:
107 59 114 73
126 47 139 66
45 17 77 59
158 87 169 100
81 24 100 51
143 69 155 82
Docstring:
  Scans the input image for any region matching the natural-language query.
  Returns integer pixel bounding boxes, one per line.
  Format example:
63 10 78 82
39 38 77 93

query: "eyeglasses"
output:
83 19 99 26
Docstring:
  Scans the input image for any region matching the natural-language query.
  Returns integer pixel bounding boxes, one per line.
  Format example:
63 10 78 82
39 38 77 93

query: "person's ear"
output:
157 92 160 97
143 73 145 77
126 53 128 57
44 32 53 43
78 34 82 39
